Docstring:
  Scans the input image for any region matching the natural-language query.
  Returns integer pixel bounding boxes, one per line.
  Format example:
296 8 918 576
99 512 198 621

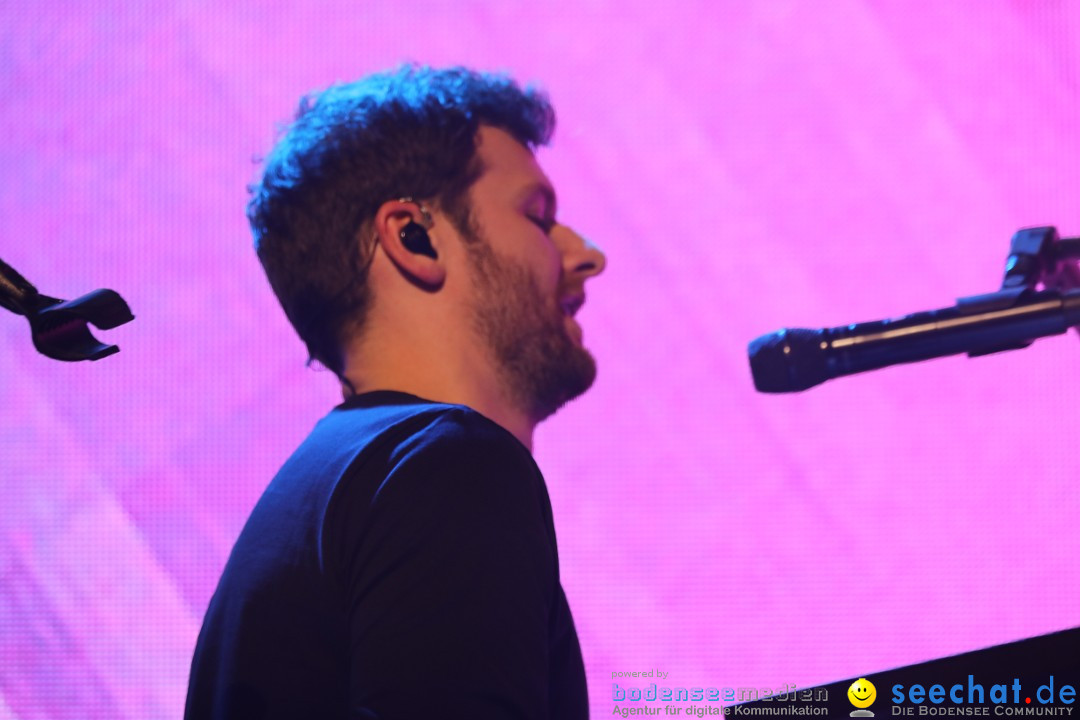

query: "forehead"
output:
472 125 555 206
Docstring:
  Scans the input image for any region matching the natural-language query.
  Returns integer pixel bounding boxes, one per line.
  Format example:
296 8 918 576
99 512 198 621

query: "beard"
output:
465 239 597 423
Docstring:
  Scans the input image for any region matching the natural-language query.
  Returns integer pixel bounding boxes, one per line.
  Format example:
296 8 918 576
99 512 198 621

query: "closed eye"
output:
529 216 556 234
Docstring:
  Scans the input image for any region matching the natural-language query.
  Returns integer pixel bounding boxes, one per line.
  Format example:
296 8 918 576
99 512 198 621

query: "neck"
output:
341 337 536 452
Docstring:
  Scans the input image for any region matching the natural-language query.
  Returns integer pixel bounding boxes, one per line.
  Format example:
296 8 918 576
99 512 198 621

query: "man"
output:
185 65 605 719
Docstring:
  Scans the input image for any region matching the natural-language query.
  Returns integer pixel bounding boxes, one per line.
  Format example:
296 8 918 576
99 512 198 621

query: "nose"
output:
555 224 606 279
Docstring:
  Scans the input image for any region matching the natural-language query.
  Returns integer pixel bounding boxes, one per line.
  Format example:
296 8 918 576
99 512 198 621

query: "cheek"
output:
545 252 566 297
521 236 563 288
485 212 564 287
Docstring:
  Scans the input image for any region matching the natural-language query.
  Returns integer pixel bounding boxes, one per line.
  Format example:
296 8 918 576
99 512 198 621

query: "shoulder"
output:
385 405 537 483
328 403 557 598
294 393 536 487
370 405 544 521
323 399 550 537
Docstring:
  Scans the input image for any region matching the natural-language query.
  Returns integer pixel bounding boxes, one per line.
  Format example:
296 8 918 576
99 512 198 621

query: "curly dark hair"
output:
248 65 555 375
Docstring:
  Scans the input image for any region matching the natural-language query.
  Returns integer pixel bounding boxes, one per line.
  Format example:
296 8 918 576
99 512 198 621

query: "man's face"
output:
457 126 606 422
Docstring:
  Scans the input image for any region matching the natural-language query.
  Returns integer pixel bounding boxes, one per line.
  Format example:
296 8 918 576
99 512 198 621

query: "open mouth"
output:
560 295 584 317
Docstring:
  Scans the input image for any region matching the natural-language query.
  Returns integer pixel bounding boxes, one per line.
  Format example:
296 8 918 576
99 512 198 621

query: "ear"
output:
373 199 446 288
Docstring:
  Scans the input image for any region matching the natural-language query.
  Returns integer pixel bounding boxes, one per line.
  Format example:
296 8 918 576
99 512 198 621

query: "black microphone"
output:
748 288 1080 393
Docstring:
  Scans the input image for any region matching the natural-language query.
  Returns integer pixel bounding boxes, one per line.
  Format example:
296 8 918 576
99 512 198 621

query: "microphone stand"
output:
959 226 1080 357
0 256 134 361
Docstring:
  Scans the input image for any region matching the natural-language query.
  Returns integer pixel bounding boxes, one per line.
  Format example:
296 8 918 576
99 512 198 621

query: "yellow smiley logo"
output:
848 678 876 709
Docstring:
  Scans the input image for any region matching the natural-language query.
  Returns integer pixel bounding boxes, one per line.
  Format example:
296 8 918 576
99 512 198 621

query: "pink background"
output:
1 1 1078 717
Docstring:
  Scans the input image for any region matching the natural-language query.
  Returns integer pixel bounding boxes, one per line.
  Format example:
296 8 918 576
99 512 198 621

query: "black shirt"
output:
185 391 587 719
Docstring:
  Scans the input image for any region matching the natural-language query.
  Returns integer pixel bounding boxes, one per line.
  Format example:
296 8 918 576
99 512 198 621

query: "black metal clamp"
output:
0 256 134 361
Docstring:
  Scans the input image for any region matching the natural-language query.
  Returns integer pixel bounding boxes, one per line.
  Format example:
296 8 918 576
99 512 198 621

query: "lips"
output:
560 294 585 317
556 295 584 346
